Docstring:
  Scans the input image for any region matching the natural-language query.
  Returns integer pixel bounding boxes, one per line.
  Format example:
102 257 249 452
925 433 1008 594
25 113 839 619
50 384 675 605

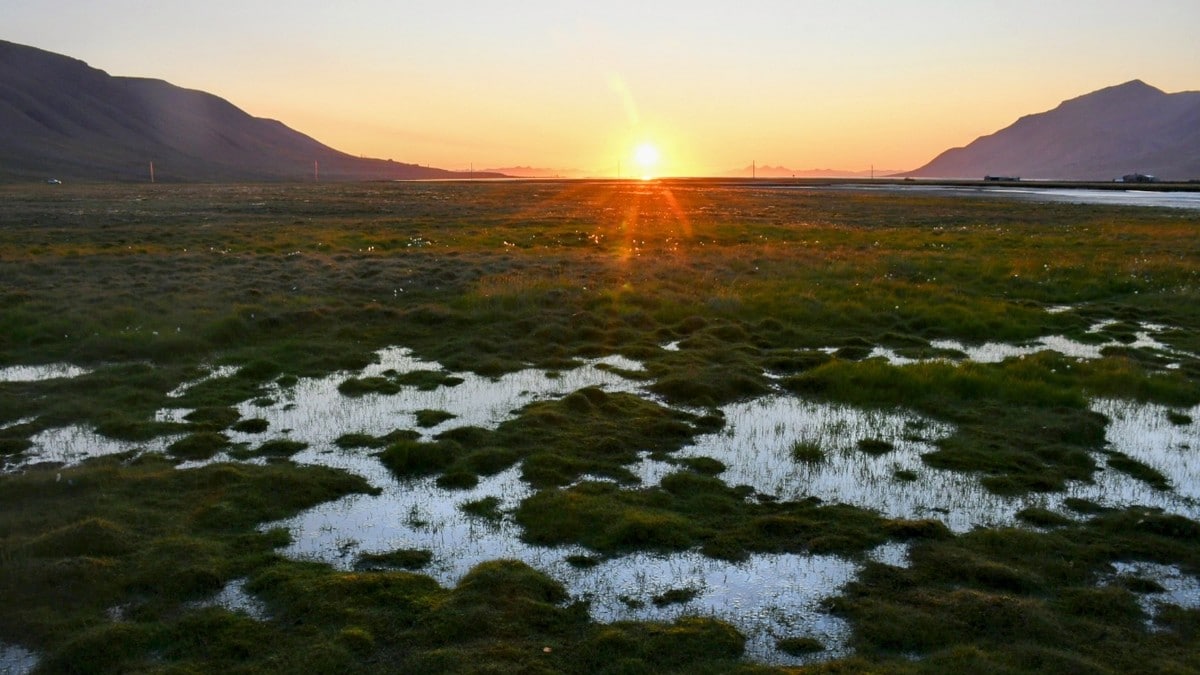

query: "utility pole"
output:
149 161 155 183
314 160 319 182
752 160 756 179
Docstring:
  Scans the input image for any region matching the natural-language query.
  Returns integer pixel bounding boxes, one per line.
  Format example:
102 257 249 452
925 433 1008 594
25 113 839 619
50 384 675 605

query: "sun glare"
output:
634 142 660 179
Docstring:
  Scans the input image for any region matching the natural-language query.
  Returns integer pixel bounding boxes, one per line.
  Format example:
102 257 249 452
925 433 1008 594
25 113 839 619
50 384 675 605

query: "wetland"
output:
1 180 1199 673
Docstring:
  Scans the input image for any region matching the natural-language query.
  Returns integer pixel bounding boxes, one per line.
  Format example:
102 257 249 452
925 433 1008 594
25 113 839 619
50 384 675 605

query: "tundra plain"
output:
2 181 1199 673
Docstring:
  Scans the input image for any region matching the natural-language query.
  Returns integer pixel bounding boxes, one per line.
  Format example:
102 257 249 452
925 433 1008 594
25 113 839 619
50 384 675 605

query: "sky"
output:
5 0 1200 176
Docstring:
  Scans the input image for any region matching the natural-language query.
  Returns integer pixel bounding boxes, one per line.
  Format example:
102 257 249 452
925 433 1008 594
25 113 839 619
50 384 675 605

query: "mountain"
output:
906 80 1200 181
483 166 587 178
0 40 502 182
723 165 904 178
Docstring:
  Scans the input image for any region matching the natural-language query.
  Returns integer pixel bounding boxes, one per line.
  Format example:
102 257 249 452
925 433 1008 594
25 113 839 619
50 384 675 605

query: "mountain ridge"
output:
724 165 905 178
906 80 1200 180
0 40 501 182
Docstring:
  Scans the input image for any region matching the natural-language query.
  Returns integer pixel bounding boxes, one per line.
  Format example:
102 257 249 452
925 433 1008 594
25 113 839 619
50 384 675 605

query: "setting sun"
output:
634 143 661 178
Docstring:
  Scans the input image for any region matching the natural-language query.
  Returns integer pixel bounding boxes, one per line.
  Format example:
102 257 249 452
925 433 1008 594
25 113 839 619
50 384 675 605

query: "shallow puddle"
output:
266 452 873 664
9 345 1200 665
0 643 38 675
659 395 1023 532
1090 399 1200 504
166 365 240 398
187 578 269 621
210 348 649 452
862 319 1196 368
1103 561 1200 629
7 426 177 472
0 418 35 432
0 364 90 382
575 550 861 664
652 395 1200 532
240 348 867 663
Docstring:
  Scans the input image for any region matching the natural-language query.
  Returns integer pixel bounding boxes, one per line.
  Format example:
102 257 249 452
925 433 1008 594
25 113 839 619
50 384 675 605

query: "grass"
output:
791 441 826 464
0 454 374 662
354 548 434 571
652 587 700 607
515 470 949 560
461 496 504 520
783 356 1142 494
167 431 230 460
379 388 712 489
252 439 309 457
857 438 895 456
1 181 1198 672
776 636 825 655
1166 410 1193 426
414 409 456 428
831 507 1200 672
1105 452 1172 490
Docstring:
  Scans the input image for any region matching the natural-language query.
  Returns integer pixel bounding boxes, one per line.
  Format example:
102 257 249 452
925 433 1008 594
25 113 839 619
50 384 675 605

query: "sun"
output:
633 142 661 179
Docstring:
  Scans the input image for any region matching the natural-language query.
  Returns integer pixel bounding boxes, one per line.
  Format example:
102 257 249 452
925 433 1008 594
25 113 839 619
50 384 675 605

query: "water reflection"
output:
653 395 1200 532
8 344 1200 665
1103 561 1200 628
186 578 269 620
929 320 1192 365
9 426 177 472
228 348 647 449
0 642 38 675
0 364 90 382
267 446 869 664
1091 399 1200 503
659 396 1020 532
785 184 1200 211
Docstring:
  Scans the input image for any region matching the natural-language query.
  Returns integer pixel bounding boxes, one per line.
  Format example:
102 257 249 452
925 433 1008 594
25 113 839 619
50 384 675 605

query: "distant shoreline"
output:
402 176 1200 193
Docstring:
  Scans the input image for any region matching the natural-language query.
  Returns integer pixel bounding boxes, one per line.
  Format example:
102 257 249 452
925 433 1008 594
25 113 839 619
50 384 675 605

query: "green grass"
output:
783 356 1138 494
857 438 895 456
1105 453 1171 490
167 431 230 460
461 496 504 520
354 549 434 571
414 409 456 428
378 388 713 490
776 636 825 655
1 181 1198 672
652 587 700 607
832 507 1200 672
1166 410 1193 426
0 454 374 662
515 470 949 560
792 441 826 464
252 439 309 457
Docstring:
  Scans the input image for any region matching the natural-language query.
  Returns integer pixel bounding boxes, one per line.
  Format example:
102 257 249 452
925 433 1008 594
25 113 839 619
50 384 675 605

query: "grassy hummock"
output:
1 181 1197 672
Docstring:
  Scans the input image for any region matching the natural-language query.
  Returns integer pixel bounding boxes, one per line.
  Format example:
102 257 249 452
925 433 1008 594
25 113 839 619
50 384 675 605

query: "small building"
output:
1119 173 1157 183
984 175 1020 182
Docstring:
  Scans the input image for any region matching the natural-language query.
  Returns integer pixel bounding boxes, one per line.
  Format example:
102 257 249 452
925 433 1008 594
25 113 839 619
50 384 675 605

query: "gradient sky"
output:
6 0 1199 175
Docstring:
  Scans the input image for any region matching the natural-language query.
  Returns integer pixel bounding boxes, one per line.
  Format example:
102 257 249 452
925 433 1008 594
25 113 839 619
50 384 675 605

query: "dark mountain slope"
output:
0 40 496 182
906 80 1200 181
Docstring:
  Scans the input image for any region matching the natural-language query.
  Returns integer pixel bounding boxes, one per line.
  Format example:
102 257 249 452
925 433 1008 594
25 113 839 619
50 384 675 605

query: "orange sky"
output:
7 1 1200 175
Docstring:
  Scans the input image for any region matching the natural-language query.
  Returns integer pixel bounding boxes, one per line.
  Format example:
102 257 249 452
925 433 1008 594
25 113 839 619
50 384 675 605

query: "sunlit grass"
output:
1 181 1198 672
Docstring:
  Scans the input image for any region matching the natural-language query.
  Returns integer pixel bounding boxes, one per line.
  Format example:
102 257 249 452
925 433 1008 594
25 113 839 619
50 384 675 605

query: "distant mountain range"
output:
0 40 502 182
5 40 1198 183
906 80 1200 181
482 166 588 179
724 165 904 178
